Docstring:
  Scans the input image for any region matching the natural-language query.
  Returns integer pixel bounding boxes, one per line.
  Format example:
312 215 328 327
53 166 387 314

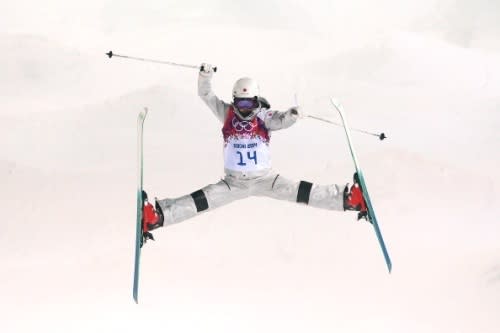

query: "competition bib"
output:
222 108 271 172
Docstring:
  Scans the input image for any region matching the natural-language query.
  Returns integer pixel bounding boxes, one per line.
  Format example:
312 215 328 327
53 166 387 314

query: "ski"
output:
133 107 148 303
331 98 392 273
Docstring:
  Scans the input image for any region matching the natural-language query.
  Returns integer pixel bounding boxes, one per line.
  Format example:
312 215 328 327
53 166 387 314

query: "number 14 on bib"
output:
236 150 258 166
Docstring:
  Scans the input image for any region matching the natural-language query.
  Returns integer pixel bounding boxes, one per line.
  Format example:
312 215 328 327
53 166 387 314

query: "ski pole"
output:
105 51 217 72
306 114 387 141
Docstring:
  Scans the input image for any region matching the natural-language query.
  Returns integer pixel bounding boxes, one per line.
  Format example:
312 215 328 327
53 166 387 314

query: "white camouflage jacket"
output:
198 72 299 178
198 73 298 129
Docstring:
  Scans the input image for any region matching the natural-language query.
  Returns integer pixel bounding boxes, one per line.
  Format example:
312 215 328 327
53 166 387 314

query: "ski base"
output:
133 108 148 303
331 98 392 273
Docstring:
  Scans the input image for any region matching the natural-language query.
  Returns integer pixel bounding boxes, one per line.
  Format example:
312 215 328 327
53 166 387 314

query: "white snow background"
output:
1 1 499 332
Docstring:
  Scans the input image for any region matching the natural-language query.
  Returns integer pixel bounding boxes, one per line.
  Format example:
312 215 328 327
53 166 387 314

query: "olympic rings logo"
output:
232 117 257 132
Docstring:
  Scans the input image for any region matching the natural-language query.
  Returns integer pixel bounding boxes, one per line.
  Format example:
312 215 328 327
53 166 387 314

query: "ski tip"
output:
329 97 343 111
133 286 139 304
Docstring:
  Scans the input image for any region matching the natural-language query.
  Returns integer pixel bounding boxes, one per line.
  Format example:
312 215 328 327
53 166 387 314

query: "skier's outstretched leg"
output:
156 178 249 227
254 173 345 211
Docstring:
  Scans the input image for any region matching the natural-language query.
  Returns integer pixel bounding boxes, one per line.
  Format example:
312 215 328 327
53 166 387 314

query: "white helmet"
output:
232 77 259 99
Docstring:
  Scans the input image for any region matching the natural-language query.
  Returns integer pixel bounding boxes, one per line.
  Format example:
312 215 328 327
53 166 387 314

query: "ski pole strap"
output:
191 190 209 212
297 181 313 204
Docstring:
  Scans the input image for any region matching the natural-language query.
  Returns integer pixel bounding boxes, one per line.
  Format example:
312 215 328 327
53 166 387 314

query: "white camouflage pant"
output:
157 170 346 226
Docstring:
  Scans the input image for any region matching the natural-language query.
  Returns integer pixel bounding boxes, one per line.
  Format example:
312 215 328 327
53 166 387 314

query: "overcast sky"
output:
2 0 500 52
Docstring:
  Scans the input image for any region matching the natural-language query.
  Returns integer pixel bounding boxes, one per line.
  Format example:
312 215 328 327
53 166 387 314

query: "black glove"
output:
288 106 301 117
200 63 216 76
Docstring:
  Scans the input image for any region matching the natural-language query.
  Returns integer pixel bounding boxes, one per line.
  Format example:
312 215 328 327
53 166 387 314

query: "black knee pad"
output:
297 181 313 204
191 190 209 212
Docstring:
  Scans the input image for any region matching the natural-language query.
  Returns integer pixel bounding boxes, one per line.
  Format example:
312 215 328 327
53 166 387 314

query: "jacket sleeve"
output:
263 109 299 131
198 73 229 123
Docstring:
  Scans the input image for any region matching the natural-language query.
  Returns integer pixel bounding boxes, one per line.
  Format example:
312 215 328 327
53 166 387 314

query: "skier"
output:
141 63 367 242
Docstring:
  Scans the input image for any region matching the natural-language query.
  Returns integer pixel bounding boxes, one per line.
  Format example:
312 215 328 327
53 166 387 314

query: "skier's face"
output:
238 108 254 115
234 98 258 113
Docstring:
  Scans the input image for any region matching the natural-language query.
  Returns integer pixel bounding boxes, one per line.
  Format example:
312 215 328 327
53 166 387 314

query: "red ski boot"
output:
343 173 370 222
141 191 164 245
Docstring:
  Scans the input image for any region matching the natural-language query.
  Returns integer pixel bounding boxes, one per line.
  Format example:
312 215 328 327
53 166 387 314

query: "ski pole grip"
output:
200 65 218 73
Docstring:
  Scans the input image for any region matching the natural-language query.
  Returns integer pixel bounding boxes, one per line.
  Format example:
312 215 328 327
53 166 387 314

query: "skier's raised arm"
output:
264 107 300 131
198 63 229 123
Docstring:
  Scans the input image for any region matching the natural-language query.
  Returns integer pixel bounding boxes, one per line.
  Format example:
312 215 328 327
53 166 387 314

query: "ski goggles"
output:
234 98 259 110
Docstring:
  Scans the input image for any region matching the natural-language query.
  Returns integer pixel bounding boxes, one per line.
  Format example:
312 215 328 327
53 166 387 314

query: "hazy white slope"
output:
1 18 499 333
0 33 188 114
296 31 500 173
